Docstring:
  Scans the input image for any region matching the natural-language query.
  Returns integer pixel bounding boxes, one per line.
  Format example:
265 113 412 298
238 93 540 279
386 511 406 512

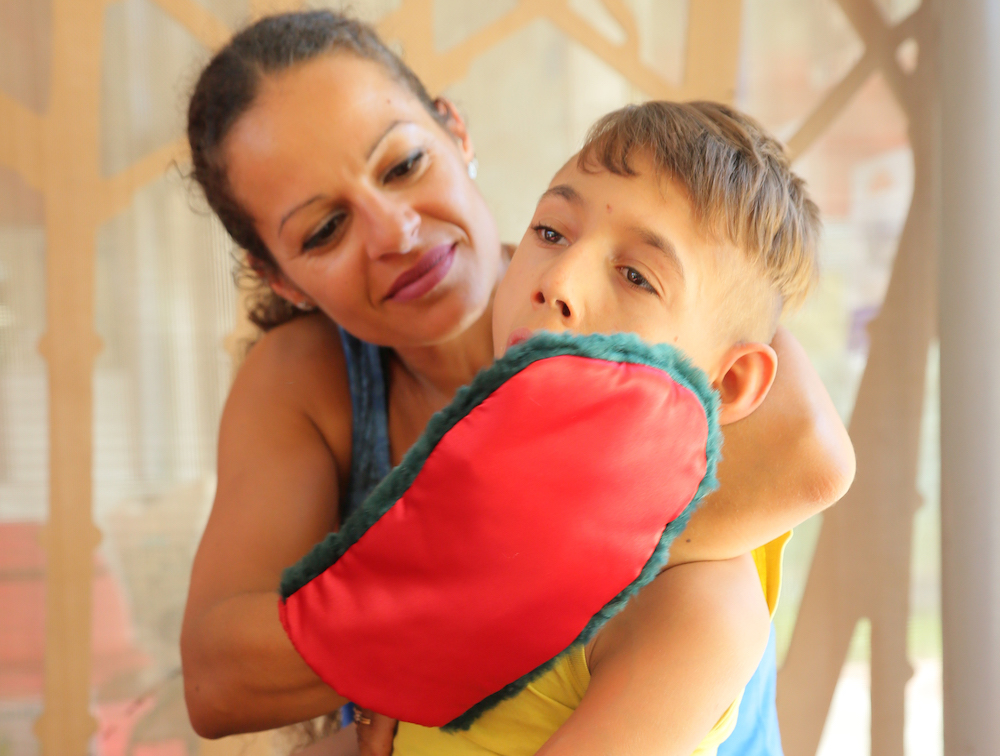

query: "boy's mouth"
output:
505 328 535 350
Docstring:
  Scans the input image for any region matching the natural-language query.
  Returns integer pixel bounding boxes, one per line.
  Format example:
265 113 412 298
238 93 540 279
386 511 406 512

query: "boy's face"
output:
493 154 736 380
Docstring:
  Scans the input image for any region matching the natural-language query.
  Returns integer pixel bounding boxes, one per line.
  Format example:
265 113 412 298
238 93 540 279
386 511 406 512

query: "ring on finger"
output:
353 708 373 726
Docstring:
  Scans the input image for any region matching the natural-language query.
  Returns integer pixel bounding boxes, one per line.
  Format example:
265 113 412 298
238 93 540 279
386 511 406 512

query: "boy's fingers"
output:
356 710 398 756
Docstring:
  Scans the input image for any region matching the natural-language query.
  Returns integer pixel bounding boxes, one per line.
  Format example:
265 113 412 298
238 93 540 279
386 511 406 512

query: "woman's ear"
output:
434 97 475 163
714 342 778 426
249 256 315 310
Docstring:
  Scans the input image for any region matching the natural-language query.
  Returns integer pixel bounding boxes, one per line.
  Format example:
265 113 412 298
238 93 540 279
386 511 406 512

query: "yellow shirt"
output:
394 532 791 756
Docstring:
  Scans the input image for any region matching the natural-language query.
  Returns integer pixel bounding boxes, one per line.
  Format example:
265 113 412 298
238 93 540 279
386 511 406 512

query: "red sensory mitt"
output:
279 332 720 729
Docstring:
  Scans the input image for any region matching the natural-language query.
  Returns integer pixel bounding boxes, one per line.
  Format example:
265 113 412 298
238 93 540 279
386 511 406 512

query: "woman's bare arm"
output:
668 327 856 566
537 556 771 756
182 316 352 737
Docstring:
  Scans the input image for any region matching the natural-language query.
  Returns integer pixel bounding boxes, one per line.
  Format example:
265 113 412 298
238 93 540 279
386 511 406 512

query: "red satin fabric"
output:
279 355 708 726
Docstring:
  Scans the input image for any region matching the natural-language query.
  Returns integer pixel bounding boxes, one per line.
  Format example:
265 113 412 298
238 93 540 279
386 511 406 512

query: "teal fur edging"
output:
278 330 723 730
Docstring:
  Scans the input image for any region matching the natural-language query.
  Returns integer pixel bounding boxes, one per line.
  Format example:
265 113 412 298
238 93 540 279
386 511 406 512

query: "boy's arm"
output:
668 327 855 566
536 556 771 756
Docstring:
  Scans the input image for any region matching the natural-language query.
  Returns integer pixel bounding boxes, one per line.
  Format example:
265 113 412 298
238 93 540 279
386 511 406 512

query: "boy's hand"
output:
355 709 398 756
667 326 855 565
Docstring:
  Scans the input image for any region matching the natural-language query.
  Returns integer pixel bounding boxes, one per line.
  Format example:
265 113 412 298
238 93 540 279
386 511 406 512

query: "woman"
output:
180 10 853 753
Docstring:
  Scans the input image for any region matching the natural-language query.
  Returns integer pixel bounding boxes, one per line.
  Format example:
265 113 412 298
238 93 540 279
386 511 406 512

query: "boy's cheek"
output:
491 289 516 357
495 262 533 315
493 248 551 355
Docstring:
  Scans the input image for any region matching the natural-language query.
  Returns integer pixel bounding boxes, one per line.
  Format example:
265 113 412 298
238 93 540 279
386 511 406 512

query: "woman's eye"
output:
303 214 344 252
533 225 565 245
384 150 425 182
622 266 657 293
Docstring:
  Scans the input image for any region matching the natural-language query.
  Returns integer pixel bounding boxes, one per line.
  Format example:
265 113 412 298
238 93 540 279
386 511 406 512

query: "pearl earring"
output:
467 158 479 180
295 301 316 312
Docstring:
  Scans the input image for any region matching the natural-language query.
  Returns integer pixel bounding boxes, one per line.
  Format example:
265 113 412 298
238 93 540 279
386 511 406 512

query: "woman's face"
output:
224 53 502 346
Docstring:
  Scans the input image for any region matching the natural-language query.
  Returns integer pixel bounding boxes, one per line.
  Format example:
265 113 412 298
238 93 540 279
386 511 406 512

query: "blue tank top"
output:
339 328 393 518
336 327 782 754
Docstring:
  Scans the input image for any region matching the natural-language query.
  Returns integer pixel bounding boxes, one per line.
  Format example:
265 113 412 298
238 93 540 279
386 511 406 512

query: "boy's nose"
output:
532 288 573 320
533 252 587 325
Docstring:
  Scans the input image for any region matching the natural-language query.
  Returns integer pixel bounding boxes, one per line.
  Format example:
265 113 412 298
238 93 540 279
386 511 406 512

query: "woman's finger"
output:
356 709 398 756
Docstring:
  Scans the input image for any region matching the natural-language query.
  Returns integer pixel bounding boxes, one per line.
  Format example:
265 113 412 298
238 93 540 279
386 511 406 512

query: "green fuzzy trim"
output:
279 331 722 730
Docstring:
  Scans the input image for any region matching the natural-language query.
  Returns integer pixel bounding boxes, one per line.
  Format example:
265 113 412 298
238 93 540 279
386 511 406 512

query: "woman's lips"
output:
505 328 535 350
385 244 456 303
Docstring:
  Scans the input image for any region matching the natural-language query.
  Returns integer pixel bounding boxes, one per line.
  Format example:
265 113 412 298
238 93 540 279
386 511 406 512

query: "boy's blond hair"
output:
579 101 820 340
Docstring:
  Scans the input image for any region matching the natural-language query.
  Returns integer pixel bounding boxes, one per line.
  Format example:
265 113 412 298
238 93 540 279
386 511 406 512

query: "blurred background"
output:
0 1 944 754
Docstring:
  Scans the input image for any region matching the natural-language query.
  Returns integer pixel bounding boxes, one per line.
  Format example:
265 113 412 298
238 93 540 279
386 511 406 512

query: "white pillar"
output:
939 2 1000 754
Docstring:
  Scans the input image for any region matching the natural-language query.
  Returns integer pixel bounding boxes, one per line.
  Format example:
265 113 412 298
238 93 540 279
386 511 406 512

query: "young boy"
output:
295 100 820 756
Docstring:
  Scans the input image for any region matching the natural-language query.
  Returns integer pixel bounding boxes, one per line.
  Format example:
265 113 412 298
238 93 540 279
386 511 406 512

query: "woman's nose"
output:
359 191 421 259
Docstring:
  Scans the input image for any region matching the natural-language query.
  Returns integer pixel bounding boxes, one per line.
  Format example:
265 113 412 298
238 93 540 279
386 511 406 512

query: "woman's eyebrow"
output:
630 225 685 282
278 120 415 235
279 195 325 235
366 119 410 158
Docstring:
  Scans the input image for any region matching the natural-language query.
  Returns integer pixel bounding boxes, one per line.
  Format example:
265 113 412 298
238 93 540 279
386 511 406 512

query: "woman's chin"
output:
381 294 491 349
332 260 496 348
407 274 495 342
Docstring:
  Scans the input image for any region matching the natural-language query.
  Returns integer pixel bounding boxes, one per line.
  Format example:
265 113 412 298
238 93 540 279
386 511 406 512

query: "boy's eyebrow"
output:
539 184 584 205
630 225 685 281
537 184 683 279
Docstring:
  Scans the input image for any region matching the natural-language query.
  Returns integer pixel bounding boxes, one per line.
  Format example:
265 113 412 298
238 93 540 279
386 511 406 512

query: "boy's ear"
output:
249 257 315 310
435 97 475 163
713 342 778 426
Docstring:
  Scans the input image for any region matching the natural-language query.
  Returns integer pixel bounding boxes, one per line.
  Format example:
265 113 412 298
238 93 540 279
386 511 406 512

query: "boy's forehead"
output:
544 154 694 232
548 152 673 201
551 152 581 182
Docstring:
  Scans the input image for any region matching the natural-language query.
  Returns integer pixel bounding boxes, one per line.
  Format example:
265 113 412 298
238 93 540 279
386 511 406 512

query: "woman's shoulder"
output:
240 314 347 390
226 313 353 451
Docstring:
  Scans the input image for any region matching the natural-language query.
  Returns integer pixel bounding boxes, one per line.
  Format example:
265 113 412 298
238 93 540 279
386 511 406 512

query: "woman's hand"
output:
355 711 398 756
291 713 397 756
668 326 855 566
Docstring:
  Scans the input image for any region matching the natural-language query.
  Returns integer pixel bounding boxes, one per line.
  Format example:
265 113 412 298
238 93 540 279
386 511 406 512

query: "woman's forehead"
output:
232 53 433 158
223 55 434 218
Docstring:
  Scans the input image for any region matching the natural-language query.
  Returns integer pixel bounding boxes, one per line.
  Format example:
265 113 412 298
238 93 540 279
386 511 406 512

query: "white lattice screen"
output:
0 2 939 755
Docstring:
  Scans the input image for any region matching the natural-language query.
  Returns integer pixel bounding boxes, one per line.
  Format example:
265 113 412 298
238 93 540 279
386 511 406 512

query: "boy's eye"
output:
384 150 425 182
621 266 657 294
533 225 565 245
303 213 345 252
